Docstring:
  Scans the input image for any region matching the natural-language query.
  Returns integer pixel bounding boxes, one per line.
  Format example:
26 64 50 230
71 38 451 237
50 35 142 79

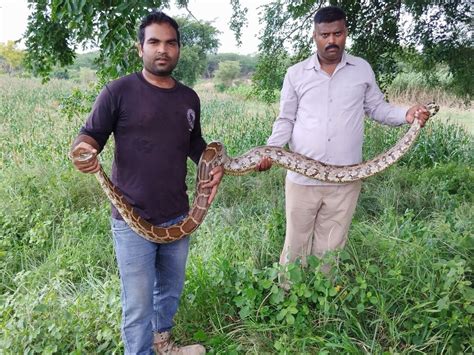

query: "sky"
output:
0 0 272 54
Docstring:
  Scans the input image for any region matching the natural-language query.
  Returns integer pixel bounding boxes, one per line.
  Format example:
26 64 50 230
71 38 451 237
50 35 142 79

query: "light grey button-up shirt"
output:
267 52 408 186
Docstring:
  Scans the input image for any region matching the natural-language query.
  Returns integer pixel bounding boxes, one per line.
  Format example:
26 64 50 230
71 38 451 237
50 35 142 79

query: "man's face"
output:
313 20 347 63
139 22 180 77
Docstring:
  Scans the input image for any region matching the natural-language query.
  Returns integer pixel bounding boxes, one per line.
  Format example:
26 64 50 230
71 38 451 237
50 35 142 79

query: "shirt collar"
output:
304 51 355 71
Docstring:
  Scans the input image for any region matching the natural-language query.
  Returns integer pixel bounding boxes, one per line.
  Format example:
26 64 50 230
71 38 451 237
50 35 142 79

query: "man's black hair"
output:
138 10 181 46
313 6 347 25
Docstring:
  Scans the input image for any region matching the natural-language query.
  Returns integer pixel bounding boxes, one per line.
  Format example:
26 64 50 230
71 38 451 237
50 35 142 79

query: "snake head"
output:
425 102 440 117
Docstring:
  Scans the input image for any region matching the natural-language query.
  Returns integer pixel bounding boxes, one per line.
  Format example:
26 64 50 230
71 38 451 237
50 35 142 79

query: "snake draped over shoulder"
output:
77 102 439 244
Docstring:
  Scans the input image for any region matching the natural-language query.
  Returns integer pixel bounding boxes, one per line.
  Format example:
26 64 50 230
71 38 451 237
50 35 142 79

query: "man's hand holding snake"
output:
406 104 431 127
202 166 224 203
70 142 100 174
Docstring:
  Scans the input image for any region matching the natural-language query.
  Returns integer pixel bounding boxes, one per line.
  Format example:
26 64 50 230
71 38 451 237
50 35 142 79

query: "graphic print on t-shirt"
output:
186 108 196 131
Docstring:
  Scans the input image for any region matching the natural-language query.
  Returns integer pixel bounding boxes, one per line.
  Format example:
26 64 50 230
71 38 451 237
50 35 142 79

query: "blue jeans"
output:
111 215 190 355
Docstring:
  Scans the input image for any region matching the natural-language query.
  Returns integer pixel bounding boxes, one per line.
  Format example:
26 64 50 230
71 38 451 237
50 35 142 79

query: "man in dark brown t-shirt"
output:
69 11 222 355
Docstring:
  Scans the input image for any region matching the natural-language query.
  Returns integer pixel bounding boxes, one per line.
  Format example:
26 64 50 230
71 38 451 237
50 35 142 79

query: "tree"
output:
24 1 472 99
206 53 258 78
0 41 25 74
24 1 219 85
174 17 220 86
214 60 241 91
69 51 100 71
239 0 473 101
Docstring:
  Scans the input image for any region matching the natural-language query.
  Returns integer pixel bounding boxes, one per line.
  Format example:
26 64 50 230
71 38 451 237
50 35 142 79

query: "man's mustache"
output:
325 44 340 51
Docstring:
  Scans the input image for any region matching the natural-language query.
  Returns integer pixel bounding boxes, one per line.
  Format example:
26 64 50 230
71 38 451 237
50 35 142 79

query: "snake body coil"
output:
84 102 439 243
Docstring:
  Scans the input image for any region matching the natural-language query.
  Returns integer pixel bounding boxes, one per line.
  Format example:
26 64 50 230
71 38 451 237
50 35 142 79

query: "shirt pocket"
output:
336 83 366 111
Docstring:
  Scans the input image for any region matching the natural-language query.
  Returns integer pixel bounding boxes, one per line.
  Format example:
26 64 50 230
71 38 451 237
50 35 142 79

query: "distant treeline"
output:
56 51 259 80
204 53 258 78
1 45 468 105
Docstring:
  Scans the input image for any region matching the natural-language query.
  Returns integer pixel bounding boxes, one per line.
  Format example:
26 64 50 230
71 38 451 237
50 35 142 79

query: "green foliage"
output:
174 17 220 86
173 46 201 87
387 61 455 103
23 0 473 99
205 53 258 78
251 50 291 102
213 61 241 91
182 235 472 353
228 0 248 46
250 0 473 101
23 1 219 85
363 119 474 169
68 51 100 71
0 41 25 74
226 84 255 99
1 76 473 352
403 0 473 98
34 52 100 83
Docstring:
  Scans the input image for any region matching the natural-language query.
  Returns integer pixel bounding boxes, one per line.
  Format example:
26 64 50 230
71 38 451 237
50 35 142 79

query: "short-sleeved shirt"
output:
80 72 206 224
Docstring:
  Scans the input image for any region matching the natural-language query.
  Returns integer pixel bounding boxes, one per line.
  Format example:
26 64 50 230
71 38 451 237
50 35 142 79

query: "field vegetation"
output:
0 75 472 353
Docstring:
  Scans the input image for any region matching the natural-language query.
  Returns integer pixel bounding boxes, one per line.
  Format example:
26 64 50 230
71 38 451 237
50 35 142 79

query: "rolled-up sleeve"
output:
267 72 299 147
363 67 407 126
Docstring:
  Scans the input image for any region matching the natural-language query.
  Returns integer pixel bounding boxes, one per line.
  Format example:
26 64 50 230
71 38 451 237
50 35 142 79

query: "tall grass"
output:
0 76 472 353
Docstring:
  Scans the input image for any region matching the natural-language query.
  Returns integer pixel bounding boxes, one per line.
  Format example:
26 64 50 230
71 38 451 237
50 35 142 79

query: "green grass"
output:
0 75 473 353
437 107 474 134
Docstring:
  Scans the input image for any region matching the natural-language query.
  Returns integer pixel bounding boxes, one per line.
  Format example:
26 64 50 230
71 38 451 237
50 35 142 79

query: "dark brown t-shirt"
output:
80 72 206 224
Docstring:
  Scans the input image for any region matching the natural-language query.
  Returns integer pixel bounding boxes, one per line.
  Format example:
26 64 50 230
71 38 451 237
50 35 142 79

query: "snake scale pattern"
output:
83 102 439 243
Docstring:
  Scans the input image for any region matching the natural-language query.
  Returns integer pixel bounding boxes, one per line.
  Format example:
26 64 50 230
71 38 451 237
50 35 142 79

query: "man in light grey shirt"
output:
257 6 431 274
